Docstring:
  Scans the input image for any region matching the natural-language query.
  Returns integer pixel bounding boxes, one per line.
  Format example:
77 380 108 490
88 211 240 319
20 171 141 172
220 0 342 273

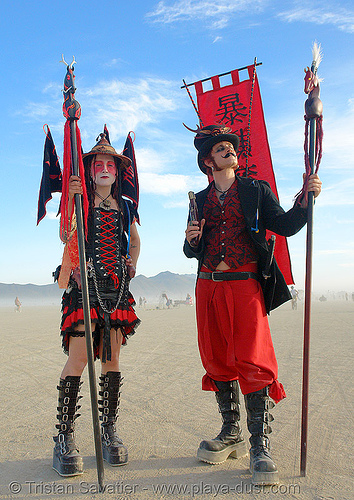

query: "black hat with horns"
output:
191 124 240 174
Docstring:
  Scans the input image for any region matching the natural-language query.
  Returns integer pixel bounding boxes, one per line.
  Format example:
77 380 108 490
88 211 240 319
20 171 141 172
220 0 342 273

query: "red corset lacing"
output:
98 210 121 289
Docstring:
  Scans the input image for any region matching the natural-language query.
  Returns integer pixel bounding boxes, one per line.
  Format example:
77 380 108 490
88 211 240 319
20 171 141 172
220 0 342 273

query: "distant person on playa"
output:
53 133 140 477
290 286 299 310
183 125 322 485
14 296 22 312
161 293 172 309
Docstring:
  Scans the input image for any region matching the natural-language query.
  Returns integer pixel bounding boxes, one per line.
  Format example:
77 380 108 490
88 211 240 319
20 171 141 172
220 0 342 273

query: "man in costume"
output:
184 125 322 485
53 133 140 476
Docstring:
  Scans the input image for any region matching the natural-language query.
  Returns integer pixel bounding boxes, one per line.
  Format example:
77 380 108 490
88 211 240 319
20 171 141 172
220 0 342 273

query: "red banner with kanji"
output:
194 66 294 285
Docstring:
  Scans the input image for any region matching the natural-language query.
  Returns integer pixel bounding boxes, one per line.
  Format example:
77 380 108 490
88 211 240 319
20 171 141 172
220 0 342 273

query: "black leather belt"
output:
198 271 259 282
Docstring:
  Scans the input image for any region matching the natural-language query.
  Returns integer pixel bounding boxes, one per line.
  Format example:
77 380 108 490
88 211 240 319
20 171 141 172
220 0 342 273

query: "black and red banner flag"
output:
103 125 139 224
37 125 62 225
192 65 293 285
122 131 140 224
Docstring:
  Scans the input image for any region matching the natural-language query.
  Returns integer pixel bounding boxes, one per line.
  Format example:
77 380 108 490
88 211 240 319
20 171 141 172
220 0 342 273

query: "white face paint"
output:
90 154 117 187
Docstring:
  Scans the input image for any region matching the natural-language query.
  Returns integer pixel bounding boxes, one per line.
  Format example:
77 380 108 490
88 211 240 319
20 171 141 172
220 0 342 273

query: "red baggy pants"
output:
195 263 285 403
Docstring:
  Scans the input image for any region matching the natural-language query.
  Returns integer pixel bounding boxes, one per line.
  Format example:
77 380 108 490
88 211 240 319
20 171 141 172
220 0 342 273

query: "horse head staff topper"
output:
60 54 81 121
304 42 323 119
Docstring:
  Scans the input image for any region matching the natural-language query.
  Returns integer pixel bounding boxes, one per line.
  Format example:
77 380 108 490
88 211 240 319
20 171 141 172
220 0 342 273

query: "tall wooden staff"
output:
60 55 105 489
300 43 323 476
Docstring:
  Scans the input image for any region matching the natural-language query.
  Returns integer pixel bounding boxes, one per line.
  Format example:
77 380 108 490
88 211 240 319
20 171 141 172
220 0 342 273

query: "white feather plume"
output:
312 41 323 70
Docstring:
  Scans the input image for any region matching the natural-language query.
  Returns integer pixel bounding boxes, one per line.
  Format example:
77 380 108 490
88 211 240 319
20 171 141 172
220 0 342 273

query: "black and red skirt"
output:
60 276 140 362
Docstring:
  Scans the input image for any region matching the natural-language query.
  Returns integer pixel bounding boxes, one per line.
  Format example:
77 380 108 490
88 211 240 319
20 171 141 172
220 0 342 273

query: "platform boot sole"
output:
102 445 128 466
197 440 248 464
250 468 279 485
52 452 84 477
249 459 279 485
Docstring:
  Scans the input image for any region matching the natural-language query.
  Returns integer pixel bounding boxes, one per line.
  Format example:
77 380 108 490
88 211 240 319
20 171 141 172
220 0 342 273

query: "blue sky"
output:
0 0 353 292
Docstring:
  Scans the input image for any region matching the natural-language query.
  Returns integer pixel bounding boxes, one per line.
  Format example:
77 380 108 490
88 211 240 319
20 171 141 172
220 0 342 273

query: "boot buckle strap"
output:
58 433 68 454
102 431 111 446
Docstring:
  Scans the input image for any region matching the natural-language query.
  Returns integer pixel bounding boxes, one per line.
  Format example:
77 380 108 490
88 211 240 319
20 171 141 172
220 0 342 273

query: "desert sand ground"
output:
0 299 353 500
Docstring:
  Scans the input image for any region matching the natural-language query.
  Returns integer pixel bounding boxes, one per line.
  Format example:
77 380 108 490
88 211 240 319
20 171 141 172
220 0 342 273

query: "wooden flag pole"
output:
300 43 323 477
61 56 105 490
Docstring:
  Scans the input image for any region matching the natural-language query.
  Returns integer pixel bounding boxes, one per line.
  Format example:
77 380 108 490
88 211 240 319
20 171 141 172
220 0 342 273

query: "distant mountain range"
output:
0 271 197 307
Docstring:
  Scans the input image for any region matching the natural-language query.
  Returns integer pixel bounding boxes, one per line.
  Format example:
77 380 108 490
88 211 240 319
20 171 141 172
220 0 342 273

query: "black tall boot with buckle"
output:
244 386 279 485
53 376 84 476
98 371 128 466
197 380 247 464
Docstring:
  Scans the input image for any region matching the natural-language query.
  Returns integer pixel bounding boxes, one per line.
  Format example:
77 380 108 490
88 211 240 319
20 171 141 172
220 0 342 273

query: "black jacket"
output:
183 175 308 313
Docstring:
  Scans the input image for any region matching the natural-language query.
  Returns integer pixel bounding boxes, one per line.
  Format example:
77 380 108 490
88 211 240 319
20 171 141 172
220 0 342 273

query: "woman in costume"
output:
53 133 140 476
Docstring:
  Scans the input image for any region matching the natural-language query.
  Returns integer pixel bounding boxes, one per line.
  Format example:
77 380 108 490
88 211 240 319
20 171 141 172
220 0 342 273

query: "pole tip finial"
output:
60 54 77 69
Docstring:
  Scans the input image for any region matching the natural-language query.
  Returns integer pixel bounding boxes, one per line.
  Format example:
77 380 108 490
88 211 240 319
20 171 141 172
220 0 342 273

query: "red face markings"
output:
90 154 117 186
92 159 116 176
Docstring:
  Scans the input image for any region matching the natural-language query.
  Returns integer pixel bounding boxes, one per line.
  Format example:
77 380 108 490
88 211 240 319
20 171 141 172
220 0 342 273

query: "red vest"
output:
202 181 258 270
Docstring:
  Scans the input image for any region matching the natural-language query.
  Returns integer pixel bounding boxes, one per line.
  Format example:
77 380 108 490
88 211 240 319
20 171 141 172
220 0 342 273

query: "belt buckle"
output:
211 271 223 282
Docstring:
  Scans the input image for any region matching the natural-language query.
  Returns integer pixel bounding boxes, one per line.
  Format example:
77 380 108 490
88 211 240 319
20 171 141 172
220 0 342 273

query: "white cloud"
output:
278 5 354 33
21 102 57 119
134 147 169 173
80 77 182 142
320 105 354 167
139 172 205 196
146 0 268 28
147 0 354 33
46 211 60 220
163 199 191 208
43 82 62 96
103 58 126 67
279 179 354 208
21 76 185 140
318 180 354 206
